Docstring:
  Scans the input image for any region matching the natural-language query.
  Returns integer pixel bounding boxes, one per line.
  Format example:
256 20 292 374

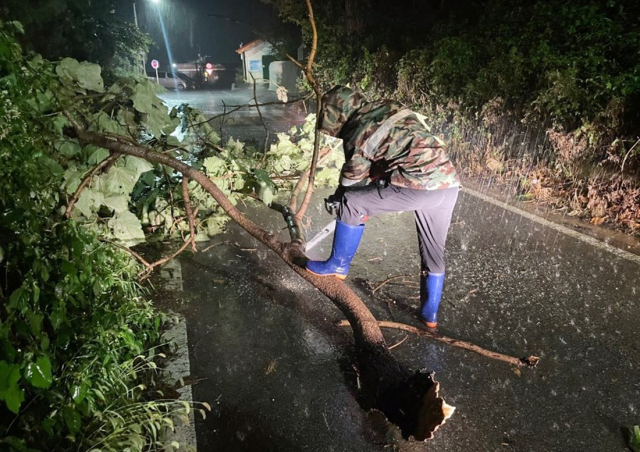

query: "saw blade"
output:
305 219 336 252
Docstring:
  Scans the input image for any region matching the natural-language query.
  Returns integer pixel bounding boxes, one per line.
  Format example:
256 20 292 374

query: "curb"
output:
159 259 198 451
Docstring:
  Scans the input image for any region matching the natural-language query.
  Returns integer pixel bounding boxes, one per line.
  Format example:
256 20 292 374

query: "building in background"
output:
236 40 275 83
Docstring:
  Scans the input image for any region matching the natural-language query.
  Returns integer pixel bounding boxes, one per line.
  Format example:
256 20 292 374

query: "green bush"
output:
0 20 183 451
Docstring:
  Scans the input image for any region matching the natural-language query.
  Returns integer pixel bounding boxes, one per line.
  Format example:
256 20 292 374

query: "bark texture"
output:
71 129 453 440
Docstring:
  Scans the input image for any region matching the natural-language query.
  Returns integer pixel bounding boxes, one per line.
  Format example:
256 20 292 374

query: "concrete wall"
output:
268 61 302 94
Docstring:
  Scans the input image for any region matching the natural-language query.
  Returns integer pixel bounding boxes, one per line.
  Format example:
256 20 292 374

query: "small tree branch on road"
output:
102 239 150 268
70 126 454 440
338 320 540 368
139 237 195 281
372 273 419 293
189 95 311 129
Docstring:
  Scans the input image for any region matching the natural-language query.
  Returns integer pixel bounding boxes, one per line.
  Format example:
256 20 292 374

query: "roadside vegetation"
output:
1 0 462 441
269 0 640 235
0 16 343 450
5 0 638 448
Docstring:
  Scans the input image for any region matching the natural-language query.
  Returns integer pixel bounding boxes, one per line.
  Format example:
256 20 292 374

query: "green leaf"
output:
629 425 640 452
226 137 244 154
75 188 104 218
63 406 81 434
38 156 64 176
87 146 110 165
108 211 145 244
125 156 153 177
102 166 138 194
130 81 158 114
71 379 90 405
203 156 226 175
254 169 276 187
141 108 169 138
28 311 43 336
56 58 104 93
63 168 84 194
94 111 123 134
103 195 129 213
40 334 50 351
0 361 24 414
10 21 25 34
24 356 53 389
56 140 81 157
9 287 25 309
50 309 65 331
52 114 70 135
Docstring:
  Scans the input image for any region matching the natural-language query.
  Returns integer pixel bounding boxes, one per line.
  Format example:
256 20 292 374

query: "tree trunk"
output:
70 128 453 440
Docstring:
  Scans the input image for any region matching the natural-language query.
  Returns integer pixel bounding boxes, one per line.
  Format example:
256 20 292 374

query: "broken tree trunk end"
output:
71 128 455 441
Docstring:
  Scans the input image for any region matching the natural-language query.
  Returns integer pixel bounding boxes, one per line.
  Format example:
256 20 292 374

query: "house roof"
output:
236 39 264 54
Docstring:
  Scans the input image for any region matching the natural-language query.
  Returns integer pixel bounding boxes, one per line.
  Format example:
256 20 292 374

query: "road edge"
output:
159 259 198 451
462 186 640 266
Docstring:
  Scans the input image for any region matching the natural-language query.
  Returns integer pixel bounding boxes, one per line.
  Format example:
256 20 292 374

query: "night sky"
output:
117 0 281 70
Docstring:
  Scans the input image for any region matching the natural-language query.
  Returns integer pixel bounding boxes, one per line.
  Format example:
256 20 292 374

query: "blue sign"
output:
249 60 261 72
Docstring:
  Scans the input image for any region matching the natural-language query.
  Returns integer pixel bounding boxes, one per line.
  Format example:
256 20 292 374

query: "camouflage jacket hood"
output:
319 86 461 191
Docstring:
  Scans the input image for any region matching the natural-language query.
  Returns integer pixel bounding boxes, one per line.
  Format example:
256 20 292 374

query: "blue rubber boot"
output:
306 220 365 280
420 272 445 329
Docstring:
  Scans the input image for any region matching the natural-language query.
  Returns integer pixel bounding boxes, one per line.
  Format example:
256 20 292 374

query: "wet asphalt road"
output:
159 84 308 146
161 90 640 451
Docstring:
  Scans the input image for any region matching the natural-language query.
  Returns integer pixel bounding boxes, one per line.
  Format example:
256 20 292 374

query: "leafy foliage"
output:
0 0 152 80
271 0 640 233
629 425 640 452
0 20 217 451
1 15 343 449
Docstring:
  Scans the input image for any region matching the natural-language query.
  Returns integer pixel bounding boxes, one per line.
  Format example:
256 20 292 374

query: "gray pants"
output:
339 184 459 274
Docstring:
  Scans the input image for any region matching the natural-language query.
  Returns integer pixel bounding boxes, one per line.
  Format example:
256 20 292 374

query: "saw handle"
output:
324 198 340 216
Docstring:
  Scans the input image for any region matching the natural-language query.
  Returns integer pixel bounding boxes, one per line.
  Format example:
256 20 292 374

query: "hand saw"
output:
305 219 336 252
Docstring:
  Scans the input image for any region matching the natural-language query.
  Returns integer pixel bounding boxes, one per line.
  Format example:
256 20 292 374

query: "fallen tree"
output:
1 2 540 441
68 127 454 440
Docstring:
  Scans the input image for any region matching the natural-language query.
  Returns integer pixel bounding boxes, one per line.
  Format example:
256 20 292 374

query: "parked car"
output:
175 72 197 89
146 71 189 90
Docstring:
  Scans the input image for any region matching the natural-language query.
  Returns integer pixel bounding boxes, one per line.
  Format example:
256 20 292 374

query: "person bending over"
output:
306 86 461 329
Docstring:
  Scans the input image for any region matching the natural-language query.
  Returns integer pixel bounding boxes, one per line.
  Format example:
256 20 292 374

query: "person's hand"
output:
327 184 346 204
324 185 345 215
369 160 389 182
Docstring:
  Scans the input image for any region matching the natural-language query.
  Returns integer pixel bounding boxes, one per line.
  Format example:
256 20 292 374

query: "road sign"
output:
151 59 159 69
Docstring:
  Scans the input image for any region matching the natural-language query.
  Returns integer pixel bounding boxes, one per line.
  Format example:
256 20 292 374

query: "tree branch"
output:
293 0 323 222
65 153 120 218
71 127 454 440
139 237 194 281
338 320 540 368
288 144 335 212
182 176 197 252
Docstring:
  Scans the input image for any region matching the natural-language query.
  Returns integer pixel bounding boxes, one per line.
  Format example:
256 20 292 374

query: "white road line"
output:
462 186 640 266
160 259 198 450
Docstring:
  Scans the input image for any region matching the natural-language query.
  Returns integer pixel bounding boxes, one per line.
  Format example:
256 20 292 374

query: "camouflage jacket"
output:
318 86 461 190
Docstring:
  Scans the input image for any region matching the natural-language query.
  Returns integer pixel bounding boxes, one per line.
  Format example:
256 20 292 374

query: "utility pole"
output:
132 1 145 74
133 1 139 28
